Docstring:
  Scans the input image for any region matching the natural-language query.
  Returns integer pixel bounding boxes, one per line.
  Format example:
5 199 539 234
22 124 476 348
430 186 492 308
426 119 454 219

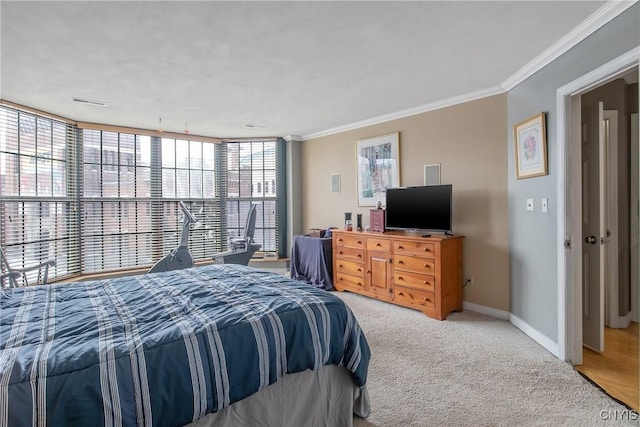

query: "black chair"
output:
212 204 262 265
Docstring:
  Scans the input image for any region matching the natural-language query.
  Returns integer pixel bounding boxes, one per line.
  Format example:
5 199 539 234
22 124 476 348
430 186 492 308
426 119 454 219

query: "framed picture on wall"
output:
356 132 400 206
514 112 547 179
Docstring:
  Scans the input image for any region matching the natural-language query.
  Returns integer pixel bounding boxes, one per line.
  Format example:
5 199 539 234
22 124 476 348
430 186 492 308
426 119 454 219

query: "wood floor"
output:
575 322 639 411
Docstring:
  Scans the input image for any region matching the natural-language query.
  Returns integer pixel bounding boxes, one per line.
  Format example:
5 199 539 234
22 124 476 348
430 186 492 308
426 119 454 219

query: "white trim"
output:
463 301 509 320
283 135 302 142
509 314 560 358
301 86 503 141
556 46 640 363
501 1 637 91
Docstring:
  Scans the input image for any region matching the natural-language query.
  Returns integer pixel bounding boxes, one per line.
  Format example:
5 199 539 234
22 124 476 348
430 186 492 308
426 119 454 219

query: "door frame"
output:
556 46 639 363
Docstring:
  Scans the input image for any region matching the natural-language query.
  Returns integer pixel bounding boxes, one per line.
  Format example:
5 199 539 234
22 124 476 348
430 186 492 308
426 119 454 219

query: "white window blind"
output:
1 104 283 280
80 130 225 273
0 105 80 283
226 139 279 254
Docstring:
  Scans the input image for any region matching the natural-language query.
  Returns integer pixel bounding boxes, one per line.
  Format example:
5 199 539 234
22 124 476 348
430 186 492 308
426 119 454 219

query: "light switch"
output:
542 198 548 213
526 198 534 212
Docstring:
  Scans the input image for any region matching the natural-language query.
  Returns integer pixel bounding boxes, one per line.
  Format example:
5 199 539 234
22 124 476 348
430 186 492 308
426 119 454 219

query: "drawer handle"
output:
424 264 430 268
398 276 403 280
357 268 362 272
398 260 404 264
338 238 343 242
398 245 404 249
376 243 381 246
338 264 343 268
423 280 428 284
357 254 362 258
423 248 431 252
398 292 404 297
357 240 362 244
338 251 343 254
424 298 431 303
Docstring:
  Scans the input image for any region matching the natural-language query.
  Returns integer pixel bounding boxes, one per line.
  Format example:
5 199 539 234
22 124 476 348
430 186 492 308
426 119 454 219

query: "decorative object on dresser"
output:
344 212 353 231
332 230 463 320
369 209 385 233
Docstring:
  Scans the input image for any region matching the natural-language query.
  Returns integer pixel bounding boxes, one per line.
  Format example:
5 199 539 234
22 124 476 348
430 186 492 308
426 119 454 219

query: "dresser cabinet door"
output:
366 251 392 299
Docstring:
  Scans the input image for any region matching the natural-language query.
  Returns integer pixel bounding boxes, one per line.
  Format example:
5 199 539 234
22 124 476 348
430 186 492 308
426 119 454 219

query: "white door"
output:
582 101 606 352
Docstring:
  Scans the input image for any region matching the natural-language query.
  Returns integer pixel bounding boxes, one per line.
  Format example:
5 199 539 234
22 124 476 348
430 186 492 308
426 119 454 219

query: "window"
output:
0 106 79 283
0 104 284 281
226 139 282 254
81 131 225 273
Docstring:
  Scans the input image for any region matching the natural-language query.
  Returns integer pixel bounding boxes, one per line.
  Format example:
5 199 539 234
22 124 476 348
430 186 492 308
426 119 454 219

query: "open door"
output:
581 101 606 352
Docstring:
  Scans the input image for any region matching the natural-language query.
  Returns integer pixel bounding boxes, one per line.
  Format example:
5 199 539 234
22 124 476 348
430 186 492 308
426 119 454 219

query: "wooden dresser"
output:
332 230 463 320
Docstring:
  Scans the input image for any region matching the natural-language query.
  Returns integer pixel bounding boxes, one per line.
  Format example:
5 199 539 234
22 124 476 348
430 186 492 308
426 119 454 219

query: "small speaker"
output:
424 163 441 186
331 173 341 193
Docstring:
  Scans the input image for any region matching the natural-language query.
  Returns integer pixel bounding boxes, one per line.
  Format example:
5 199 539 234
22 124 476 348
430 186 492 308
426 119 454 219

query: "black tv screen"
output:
385 184 452 233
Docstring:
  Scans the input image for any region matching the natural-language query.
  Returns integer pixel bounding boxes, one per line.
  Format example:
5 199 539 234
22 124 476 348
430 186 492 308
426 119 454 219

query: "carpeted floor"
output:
333 292 639 427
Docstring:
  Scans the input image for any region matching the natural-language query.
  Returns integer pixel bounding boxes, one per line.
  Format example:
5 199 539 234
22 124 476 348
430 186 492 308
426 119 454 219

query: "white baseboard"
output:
463 301 510 320
463 302 561 359
509 313 559 358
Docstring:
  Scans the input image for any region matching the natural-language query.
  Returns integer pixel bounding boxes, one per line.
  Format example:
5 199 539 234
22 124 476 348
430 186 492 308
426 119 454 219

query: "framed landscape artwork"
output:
514 112 547 179
356 132 400 206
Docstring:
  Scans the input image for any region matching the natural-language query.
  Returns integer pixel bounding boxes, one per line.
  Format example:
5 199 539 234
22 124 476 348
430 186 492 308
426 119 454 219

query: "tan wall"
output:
301 94 510 311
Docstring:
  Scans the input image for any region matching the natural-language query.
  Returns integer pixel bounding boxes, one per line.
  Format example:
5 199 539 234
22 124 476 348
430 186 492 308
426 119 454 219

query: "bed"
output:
0 264 370 426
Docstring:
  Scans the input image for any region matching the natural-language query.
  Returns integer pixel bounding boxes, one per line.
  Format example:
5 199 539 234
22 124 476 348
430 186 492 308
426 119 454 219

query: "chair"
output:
212 204 262 265
1 247 56 288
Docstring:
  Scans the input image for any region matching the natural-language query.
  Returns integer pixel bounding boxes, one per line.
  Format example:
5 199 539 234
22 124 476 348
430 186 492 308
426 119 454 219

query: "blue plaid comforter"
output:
0 264 370 426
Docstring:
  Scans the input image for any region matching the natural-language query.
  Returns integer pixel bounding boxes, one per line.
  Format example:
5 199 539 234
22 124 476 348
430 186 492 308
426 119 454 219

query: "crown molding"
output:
500 0 637 91
301 85 504 141
284 135 303 142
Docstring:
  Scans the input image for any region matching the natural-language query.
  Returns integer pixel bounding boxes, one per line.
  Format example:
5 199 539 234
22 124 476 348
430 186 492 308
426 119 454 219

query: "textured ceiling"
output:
0 1 610 139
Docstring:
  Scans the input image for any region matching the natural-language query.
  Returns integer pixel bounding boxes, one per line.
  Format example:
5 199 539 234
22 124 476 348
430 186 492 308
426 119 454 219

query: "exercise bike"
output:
149 201 198 274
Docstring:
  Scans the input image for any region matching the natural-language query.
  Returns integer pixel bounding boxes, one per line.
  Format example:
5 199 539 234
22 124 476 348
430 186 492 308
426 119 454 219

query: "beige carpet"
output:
334 292 638 427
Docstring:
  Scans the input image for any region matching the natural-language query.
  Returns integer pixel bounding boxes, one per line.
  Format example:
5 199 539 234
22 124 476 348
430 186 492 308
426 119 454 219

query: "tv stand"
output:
332 230 464 320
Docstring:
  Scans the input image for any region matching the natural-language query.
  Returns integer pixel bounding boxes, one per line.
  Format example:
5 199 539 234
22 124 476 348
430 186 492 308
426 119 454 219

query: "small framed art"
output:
514 112 547 179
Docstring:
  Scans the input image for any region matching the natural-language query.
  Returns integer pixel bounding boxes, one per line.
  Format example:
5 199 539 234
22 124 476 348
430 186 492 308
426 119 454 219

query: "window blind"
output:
225 139 280 255
0 105 80 283
1 103 284 279
80 130 225 273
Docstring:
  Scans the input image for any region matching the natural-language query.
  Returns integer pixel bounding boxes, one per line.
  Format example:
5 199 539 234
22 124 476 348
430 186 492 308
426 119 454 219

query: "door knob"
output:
584 236 597 244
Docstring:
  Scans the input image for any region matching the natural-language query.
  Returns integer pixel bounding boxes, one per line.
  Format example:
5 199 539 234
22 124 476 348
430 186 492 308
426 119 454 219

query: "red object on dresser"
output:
369 209 385 232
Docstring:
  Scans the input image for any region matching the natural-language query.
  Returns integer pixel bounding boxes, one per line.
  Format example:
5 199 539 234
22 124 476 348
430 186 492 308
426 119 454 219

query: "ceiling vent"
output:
72 97 108 107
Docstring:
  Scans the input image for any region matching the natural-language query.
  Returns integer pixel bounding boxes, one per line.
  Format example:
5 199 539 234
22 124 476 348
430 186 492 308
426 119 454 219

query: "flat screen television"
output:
385 184 452 233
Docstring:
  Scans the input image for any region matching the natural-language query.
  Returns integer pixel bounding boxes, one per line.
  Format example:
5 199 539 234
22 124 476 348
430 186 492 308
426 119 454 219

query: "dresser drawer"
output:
393 240 435 258
334 233 365 249
334 247 364 263
393 285 435 312
366 237 391 252
335 259 365 278
393 270 435 292
335 273 365 292
394 255 435 274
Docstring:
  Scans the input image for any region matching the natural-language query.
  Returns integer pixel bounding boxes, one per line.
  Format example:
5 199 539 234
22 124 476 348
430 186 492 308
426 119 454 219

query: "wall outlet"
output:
541 198 548 213
464 277 473 287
